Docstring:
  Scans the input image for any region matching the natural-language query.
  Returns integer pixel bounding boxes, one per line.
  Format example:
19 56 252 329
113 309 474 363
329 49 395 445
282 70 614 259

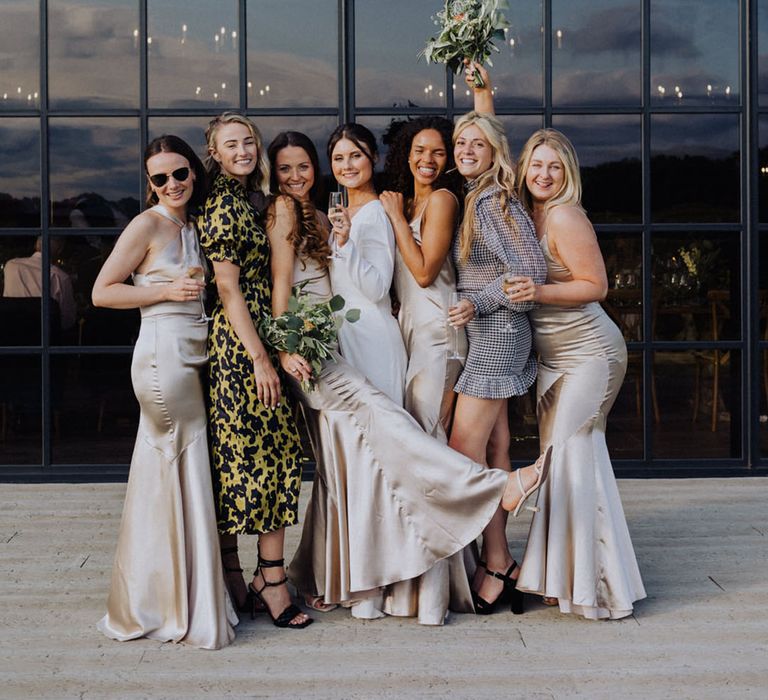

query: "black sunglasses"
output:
148 167 191 187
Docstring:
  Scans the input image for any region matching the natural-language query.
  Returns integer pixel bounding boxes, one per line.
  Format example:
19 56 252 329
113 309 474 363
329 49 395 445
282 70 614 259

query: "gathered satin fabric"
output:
517 235 646 620
287 260 508 612
382 198 475 624
97 206 237 649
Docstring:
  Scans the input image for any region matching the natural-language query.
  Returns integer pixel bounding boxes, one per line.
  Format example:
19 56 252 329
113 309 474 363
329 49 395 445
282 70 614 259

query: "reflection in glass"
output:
653 350 740 458
761 234 768 339
1 236 42 346
46 235 140 346
652 232 740 342
454 0 543 110
760 116 768 223
759 0 768 106
48 0 139 109
51 354 137 464
0 1 40 111
148 117 210 163
650 0 739 107
0 355 41 464
247 0 337 108
606 352 643 459
495 114 544 158
49 118 140 228
552 115 641 223
0 119 40 227
148 0 239 109
761 350 768 456
552 0 640 107
599 234 642 342
508 392 540 462
650 114 739 222
355 0 445 109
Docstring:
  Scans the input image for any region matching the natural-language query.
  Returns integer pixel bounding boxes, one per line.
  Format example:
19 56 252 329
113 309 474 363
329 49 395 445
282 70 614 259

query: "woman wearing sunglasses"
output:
200 113 310 629
93 135 237 649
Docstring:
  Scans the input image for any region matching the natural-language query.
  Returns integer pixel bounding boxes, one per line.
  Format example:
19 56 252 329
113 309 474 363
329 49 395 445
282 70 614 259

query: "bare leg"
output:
252 528 310 627
449 395 515 606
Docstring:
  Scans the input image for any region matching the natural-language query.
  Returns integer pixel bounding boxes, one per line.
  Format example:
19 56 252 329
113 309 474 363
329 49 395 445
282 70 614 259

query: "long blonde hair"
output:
204 112 270 196
516 128 583 216
453 112 517 264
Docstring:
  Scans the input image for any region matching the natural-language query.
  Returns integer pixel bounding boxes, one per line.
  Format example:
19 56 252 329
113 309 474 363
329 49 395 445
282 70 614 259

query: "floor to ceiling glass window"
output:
0 0 764 479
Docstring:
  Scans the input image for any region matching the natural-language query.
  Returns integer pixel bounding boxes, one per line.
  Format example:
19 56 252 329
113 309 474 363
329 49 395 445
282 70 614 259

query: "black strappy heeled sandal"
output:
248 556 313 628
472 561 525 616
221 545 260 613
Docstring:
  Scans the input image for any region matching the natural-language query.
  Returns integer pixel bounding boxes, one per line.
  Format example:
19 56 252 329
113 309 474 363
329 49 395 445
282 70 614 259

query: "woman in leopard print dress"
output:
201 113 310 629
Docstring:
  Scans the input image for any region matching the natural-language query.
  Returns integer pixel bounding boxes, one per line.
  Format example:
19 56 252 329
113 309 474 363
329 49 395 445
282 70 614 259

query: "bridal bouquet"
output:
421 0 510 87
260 278 360 391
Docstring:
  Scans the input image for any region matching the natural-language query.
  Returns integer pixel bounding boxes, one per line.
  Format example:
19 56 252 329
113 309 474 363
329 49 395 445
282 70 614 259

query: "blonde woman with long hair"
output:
200 113 311 629
505 127 646 619
447 110 551 615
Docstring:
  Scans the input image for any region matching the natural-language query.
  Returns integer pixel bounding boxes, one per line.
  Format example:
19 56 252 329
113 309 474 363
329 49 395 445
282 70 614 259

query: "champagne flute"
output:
186 264 212 323
501 268 523 333
447 292 465 360
327 191 344 259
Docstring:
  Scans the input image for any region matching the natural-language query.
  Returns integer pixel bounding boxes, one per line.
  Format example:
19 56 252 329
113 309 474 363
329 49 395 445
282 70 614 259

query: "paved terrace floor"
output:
1 479 766 699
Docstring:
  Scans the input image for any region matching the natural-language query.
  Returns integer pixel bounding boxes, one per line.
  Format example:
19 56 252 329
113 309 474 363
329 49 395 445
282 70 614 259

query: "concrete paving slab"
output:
0 479 766 699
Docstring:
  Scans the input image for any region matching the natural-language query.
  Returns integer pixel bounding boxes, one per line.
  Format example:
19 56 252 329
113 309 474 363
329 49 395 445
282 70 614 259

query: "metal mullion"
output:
648 223 742 232
341 0 352 123
48 346 135 354
641 0 652 466
139 0 148 210
0 347 44 355
45 109 141 118
543 0 552 127
239 0 247 112
40 0 51 471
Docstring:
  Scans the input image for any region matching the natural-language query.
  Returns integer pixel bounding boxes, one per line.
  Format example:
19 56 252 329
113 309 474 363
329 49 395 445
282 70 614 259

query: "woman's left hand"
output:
448 298 475 327
380 191 406 223
505 275 538 303
280 352 313 383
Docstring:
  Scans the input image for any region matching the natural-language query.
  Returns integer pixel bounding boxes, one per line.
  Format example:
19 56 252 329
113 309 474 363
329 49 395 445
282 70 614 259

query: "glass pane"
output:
0 354 41 464
51 354 137 464
48 0 139 109
48 234 140 346
760 115 768 223
650 0 739 107
552 0 641 107
250 115 339 176
650 115 739 223
495 114 544 158
247 0 337 108
508 391 540 462
599 234 643 342
606 351 643 459
552 115 641 223
49 118 140 228
0 118 41 227
1 236 42 346
759 0 768 106
761 349 768 456
148 116 210 162
652 232 740 341
0 0 40 111
454 0 543 110
355 0 445 109
148 0 239 109
653 350 741 459
761 234 768 339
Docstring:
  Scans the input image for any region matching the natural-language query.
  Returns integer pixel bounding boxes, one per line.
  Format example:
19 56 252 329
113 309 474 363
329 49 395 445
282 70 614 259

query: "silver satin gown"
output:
98 205 238 649
287 259 509 614
382 195 475 625
517 234 646 620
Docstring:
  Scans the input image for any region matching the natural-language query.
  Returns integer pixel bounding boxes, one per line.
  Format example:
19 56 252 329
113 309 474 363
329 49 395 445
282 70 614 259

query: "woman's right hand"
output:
252 353 282 409
279 352 313 384
164 275 205 303
329 206 351 248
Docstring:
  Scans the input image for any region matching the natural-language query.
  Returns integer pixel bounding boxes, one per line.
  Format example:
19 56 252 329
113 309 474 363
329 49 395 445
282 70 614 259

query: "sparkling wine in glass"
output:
186 265 212 323
501 270 521 333
447 291 464 360
327 191 344 260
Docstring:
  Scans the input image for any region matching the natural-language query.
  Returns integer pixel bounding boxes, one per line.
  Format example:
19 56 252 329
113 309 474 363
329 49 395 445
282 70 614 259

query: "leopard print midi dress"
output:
201 173 302 535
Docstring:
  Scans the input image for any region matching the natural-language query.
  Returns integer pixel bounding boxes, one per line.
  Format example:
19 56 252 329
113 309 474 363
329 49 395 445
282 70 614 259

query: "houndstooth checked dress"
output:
453 183 547 399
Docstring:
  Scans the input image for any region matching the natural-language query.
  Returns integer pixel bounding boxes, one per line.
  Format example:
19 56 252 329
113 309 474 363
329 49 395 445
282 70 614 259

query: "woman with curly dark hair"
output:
379 117 473 624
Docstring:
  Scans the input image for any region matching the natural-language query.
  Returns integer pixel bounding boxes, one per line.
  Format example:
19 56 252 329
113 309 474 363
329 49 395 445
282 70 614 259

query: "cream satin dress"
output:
287 257 509 619
517 234 646 620
97 205 237 649
382 194 474 625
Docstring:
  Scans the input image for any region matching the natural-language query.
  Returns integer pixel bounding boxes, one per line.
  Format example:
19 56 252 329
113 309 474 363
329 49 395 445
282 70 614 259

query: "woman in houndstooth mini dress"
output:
448 110 549 615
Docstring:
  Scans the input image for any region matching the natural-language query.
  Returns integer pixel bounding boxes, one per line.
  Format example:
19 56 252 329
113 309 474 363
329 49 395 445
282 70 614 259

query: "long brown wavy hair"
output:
266 132 330 269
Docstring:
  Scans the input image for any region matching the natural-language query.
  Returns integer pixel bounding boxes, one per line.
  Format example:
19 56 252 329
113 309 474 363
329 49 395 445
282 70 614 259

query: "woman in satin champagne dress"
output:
379 118 475 624
93 135 237 649
263 131 542 622
507 128 646 619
